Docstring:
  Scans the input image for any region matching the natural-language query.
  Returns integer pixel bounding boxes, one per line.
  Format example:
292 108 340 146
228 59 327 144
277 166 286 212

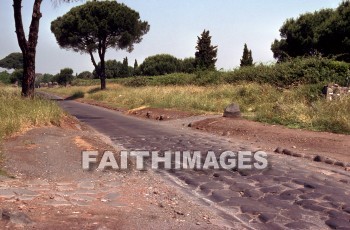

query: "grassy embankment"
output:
0 86 63 175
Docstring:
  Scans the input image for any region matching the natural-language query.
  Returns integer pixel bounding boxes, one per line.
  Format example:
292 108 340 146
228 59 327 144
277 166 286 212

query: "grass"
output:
0 87 63 139
41 82 350 134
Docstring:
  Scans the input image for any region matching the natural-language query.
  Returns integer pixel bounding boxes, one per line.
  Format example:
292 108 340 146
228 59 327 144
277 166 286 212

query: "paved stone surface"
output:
38 96 350 229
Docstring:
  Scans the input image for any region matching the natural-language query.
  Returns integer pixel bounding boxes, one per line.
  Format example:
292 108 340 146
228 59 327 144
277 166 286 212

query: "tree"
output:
133 59 139 76
195 30 218 70
11 69 24 86
0 71 12 84
13 0 43 97
120 57 130 78
51 1 150 90
180 57 196 73
77 71 93 79
139 54 181 76
271 2 350 62
0 53 23 70
57 68 74 86
240 44 253 67
13 0 75 97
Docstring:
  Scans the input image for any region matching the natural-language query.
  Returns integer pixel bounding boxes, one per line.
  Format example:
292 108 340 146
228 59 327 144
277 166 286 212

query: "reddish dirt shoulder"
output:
191 117 350 163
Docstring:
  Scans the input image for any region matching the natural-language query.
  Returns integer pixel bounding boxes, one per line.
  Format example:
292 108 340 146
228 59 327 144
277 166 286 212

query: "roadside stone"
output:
223 103 241 118
334 161 345 167
282 149 293 156
314 155 325 162
274 147 283 154
291 152 303 158
324 159 335 165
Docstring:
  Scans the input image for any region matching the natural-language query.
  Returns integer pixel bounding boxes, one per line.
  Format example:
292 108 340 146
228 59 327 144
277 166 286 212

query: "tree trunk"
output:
100 58 106 90
13 0 42 98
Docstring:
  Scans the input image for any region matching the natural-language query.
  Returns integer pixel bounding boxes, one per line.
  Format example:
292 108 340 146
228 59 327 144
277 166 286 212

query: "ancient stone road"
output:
50 95 350 229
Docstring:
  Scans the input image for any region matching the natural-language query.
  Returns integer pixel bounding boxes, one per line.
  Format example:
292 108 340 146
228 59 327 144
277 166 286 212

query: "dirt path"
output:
0 121 232 229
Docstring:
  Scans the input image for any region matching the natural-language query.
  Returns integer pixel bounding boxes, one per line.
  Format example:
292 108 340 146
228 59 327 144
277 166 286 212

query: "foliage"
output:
51 1 150 89
0 53 23 70
93 60 133 78
120 57 131 78
0 71 12 84
139 54 181 76
57 68 74 86
272 1 350 62
11 69 24 85
195 30 218 70
77 71 93 79
240 44 253 67
180 57 196 73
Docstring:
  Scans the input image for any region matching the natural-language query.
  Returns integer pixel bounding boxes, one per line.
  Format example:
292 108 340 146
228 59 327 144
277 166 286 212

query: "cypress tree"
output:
195 30 218 70
240 43 253 67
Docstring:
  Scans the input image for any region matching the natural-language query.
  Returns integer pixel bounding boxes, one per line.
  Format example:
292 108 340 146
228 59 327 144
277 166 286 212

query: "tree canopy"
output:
240 44 253 67
195 30 218 70
272 1 350 62
139 54 181 76
51 1 150 89
0 53 23 70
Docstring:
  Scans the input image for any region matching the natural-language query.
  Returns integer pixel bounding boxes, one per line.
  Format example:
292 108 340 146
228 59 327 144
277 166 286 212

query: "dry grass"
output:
0 87 63 139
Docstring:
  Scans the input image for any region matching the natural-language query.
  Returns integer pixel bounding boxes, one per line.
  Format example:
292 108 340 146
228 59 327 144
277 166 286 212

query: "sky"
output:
0 0 344 74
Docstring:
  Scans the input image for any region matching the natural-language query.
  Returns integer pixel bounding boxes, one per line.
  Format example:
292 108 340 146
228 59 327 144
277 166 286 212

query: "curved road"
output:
46 93 350 229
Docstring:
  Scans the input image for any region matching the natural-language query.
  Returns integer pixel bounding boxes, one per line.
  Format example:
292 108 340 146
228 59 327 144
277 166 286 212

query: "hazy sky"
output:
0 0 343 74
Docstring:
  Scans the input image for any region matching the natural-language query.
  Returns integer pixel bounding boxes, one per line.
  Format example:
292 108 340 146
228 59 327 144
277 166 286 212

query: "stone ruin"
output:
322 84 350 101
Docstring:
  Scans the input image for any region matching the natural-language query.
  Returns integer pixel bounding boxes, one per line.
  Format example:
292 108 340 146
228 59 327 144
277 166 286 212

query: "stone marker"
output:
223 103 241 118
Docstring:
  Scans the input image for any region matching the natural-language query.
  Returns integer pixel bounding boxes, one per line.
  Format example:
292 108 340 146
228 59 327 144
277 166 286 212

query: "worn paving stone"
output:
103 193 120 201
285 221 317 229
279 189 303 200
325 218 350 229
77 181 95 190
199 182 224 193
258 213 276 223
41 200 72 207
12 189 39 197
0 189 15 199
208 190 240 202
